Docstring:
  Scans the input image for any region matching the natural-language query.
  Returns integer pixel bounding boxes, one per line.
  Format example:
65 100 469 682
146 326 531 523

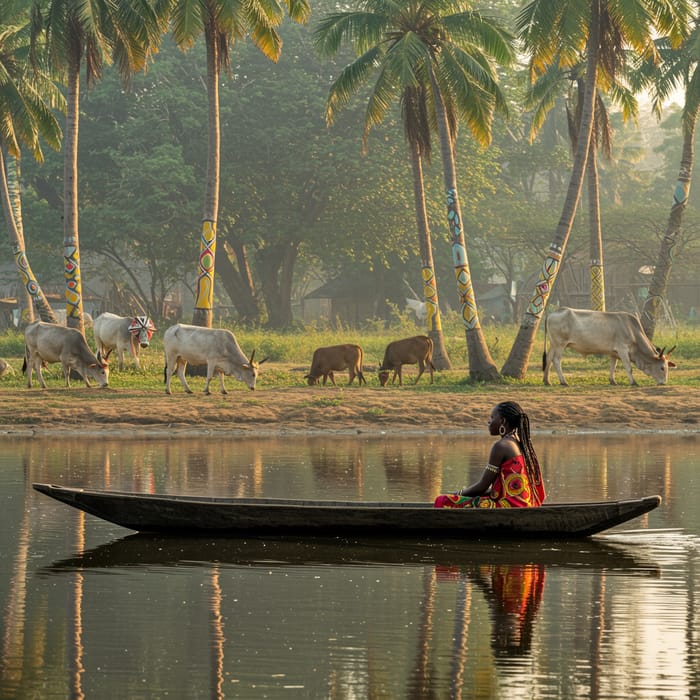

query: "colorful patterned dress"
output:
433 455 545 509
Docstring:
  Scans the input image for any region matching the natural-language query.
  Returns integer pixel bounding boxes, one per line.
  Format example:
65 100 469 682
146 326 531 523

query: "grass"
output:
0 315 698 391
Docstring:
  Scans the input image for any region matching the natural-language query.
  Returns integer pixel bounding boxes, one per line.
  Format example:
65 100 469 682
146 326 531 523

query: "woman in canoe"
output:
434 401 546 508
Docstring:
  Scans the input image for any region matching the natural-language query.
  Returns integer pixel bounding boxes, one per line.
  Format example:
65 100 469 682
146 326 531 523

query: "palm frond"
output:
325 47 381 125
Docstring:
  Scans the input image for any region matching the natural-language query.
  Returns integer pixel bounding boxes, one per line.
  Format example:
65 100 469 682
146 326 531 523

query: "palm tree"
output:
526 62 637 313
314 17 452 368
315 0 514 380
170 0 310 328
502 0 685 379
0 12 63 324
403 86 452 369
31 0 167 334
635 26 700 339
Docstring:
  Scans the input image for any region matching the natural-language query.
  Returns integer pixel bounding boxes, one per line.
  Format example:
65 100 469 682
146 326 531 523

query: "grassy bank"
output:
0 316 697 392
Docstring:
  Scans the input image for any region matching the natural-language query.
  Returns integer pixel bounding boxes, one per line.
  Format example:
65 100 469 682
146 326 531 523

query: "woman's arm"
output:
458 439 520 497
459 465 499 497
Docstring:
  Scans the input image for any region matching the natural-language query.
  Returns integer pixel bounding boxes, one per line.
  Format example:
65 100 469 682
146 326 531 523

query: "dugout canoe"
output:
32 483 661 538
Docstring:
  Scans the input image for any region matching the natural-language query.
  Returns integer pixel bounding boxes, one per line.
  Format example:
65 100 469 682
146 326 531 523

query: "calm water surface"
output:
1 433 698 699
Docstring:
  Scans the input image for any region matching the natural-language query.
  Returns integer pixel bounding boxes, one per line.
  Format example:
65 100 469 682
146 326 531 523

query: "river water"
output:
0 433 698 699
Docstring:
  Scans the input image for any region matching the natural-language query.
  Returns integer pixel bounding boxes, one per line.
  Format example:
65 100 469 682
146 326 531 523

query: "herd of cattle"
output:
18 307 677 392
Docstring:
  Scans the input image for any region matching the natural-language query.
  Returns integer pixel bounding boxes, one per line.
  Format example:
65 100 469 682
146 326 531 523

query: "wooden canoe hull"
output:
32 483 662 538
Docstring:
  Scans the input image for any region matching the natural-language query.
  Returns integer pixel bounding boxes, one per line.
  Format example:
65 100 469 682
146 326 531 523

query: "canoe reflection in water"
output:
436 562 545 657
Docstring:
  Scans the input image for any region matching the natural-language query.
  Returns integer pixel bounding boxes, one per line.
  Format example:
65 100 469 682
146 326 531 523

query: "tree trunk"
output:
409 141 452 370
427 66 498 381
502 0 600 379
1 152 57 324
641 76 699 339
587 140 605 310
257 242 299 328
63 60 85 334
215 238 263 324
192 23 221 328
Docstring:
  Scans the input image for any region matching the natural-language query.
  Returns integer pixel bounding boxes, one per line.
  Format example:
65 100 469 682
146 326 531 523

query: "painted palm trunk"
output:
421 265 441 331
527 243 563 318
63 239 83 322
194 219 217 317
446 188 480 330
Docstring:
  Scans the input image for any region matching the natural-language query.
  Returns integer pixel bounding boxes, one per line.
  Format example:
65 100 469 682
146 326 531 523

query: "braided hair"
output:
495 401 543 494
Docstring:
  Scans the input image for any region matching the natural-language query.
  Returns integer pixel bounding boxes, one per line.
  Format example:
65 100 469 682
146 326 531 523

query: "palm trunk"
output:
192 23 221 328
1 152 57 324
409 141 451 370
5 155 33 323
63 59 85 334
502 0 600 379
641 75 699 339
587 140 605 310
427 66 498 381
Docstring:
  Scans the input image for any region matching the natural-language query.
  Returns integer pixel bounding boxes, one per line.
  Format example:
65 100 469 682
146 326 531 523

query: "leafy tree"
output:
502 0 688 379
169 0 310 328
30 0 167 333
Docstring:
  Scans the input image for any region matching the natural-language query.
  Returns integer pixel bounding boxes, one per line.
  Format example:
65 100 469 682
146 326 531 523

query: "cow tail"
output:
22 352 27 375
542 313 548 371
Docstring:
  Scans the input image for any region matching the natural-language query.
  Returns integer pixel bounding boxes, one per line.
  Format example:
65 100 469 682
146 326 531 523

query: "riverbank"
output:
0 383 697 437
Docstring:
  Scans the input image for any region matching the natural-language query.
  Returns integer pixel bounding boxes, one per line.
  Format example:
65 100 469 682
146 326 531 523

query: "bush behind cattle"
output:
0 321 698 390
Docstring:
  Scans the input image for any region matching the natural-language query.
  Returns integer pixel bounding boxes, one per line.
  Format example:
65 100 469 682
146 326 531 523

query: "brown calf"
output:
305 344 366 386
378 335 434 387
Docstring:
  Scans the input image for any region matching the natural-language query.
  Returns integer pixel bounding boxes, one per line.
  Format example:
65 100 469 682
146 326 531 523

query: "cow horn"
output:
249 349 256 363
658 346 666 358
666 345 677 356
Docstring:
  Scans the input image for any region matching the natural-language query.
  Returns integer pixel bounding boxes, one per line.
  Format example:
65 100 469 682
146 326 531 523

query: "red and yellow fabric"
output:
433 455 545 509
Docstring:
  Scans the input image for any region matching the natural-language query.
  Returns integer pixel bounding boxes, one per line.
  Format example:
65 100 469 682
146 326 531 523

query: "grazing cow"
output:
23 321 109 388
543 307 676 386
378 335 435 387
163 323 266 395
304 344 366 386
94 312 156 370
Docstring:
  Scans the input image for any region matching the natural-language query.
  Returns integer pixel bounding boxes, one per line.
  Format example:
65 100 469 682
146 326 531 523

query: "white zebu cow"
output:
94 313 156 370
23 321 109 388
163 323 266 395
543 307 676 386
